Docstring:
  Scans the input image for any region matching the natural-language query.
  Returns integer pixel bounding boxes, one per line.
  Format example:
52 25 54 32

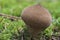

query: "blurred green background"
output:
0 0 60 40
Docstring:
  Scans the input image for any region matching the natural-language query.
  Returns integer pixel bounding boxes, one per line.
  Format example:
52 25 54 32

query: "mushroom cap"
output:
21 4 52 32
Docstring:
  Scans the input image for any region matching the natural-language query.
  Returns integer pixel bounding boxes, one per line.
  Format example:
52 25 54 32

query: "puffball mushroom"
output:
21 4 52 39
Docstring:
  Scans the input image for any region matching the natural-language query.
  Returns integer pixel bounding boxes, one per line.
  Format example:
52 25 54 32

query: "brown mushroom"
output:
21 4 52 39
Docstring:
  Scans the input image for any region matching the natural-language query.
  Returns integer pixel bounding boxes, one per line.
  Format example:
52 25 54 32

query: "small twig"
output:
0 13 21 21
